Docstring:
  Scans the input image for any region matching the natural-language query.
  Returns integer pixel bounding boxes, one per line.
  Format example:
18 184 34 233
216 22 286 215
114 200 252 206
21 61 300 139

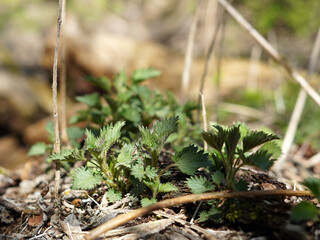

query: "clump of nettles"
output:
70 68 201 148
48 117 210 206
186 123 281 222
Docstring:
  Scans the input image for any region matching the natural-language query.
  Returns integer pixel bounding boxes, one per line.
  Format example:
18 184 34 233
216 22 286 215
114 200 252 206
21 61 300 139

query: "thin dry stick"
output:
181 0 202 98
197 4 225 120
217 0 320 107
200 93 208 150
52 0 64 200
85 189 311 240
275 27 320 173
198 4 224 96
59 0 69 145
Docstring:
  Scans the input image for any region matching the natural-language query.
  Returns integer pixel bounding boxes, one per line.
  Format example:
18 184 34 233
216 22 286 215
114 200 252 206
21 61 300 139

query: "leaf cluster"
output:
199 123 280 190
48 117 210 206
70 68 201 146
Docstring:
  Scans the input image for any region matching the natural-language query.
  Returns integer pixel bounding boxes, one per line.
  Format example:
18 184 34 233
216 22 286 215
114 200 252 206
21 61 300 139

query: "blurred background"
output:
0 0 319 172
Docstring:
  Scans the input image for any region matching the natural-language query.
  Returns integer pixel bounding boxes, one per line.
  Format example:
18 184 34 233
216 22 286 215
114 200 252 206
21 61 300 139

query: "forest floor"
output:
0 149 318 240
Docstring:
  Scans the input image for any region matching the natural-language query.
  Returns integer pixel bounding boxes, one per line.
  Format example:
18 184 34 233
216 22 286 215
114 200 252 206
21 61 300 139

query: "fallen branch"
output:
217 0 320 107
85 189 311 240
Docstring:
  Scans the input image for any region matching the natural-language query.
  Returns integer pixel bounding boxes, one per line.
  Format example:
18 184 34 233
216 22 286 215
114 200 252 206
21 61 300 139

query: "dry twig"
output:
52 0 64 200
275 27 320 173
86 189 311 239
59 0 69 146
217 0 320 107
181 0 202 98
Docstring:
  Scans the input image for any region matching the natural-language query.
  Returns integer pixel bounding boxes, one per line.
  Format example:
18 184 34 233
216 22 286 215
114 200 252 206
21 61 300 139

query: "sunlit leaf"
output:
245 150 274 171
106 189 122 203
131 68 161 84
202 125 227 152
76 93 101 108
141 198 157 207
72 167 102 190
173 145 209 175
28 142 47 156
242 131 279 153
186 175 215 194
303 177 320 199
158 182 178 193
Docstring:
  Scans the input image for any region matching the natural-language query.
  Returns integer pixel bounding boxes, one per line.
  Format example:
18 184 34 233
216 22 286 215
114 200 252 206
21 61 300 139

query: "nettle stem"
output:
158 164 176 179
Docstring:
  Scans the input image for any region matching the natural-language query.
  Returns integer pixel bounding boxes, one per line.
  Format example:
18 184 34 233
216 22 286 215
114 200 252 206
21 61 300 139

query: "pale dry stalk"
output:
181 0 202 98
52 0 64 200
59 0 69 145
275 27 320 172
217 0 320 107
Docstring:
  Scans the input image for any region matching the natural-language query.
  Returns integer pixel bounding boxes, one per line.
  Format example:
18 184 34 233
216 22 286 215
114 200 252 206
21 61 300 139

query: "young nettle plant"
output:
203 123 280 190
186 123 280 194
70 68 201 146
49 117 210 205
136 116 210 206
49 121 131 195
185 123 281 223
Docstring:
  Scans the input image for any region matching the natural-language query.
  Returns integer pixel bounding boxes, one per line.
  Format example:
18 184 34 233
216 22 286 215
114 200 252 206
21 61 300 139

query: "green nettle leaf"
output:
67 127 85 141
144 179 160 193
131 68 161 84
104 95 118 114
72 167 102 190
141 198 157 207
139 126 158 150
233 179 248 192
225 125 241 162
120 105 141 122
144 166 158 180
84 129 97 150
153 116 179 142
186 176 215 194
198 211 210 222
290 202 319 223
158 182 178 193
173 145 209 175
131 164 145 181
199 206 223 223
116 144 135 166
96 121 126 152
48 149 74 161
76 93 101 108
114 70 127 92
245 150 274 171
202 125 227 152
242 131 279 153
303 177 320 199
28 142 47 156
211 170 225 186
106 189 122 203
84 76 111 92
260 141 282 159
